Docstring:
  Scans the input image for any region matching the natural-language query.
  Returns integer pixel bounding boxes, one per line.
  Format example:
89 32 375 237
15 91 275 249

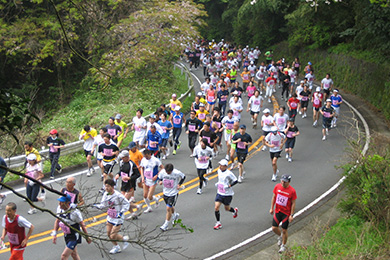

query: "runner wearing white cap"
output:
320 99 336 141
265 126 286 182
311 87 324 127
330 89 343 128
261 108 275 151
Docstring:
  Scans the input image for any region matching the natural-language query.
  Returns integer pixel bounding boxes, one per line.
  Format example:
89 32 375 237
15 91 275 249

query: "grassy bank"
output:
271 42 390 120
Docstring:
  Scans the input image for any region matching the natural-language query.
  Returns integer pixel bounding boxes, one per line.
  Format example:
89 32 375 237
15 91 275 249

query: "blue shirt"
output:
330 94 342 108
172 112 184 128
157 120 172 139
146 130 162 151
232 132 252 154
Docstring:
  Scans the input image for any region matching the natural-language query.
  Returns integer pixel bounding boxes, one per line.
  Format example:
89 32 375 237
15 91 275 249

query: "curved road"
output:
0 63 360 260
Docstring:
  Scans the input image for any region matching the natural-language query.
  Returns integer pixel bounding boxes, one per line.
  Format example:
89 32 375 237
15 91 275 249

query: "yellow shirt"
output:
200 97 207 105
115 120 128 139
196 110 209 122
169 99 183 111
79 128 97 141
25 148 42 162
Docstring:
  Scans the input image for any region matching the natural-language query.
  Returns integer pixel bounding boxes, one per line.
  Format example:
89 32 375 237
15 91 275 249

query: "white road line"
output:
204 87 371 260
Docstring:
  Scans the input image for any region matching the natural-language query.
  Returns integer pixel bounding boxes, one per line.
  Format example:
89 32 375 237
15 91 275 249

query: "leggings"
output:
197 169 207 189
26 183 40 202
173 127 182 150
49 153 61 176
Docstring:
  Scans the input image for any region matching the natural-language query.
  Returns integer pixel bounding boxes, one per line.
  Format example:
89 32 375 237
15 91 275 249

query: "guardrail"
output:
4 63 194 169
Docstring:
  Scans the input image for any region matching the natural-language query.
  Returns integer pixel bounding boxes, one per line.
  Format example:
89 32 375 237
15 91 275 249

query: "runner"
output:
213 159 238 230
93 179 130 254
305 70 315 90
288 67 297 97
256 62 267 94
211 108 224 155
217 84 229 116
46 129 65 179
0 157 8 209
191 94 202 113
330 89 343 128
284 119 300 163
115 150 142 220
193 138 214 195
247 90 263 128
229 122 240 170
1 202 34 259
246 81 257 101
114 114 129 148
287 93 299 119
196 103 209 123
132 108 147 148
171 106 185 155
157 113 173 160
311 87 324 127
25 154 45 214
240 67 251 89
221 110 238 161
269 174 297 253
231 125 252 183
146 125 162 158
292 57 300 76
60 177 85 207
265 73 276 103
299 84 311 118
185 110 202 156
158 163 186 231
295 81 304 114
98 133 119 189
281 71 290 101
274 106 289 132
321 73 333 100
264 50 273 64
140 149 163 213
229 95 243 122
79 125 97 177
265 126 286 182
91 127 108 179
169 93 183 113
320 99 336 141
261 108 275 151
206 83 217 113
52 195 91 259
106 117 122 144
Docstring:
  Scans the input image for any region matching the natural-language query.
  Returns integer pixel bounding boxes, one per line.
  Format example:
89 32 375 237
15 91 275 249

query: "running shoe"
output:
154 196 161 208
196 188 202 195
268 98 271 103
190 154 194 158
172 212 180 224
166 148 170 157
0 194 6 206
50 176 55 180
278 244 287 254
286 153 289 159
242 171 246 179
298 111 302 115
162 155 166 160
322 136 326 141
237 176 242 183
229 162 236 170
109 245 121 254
144 207 153 213
123 242 129 250
271 174 277 182
213 222 222 230
277 235 282 246
58 164 62 174
41 197 46 207
225 155 230 161
262 146 267 151
28 208 37 215
160 222 169 232
203 178 208 187
87 168 92 177
288 157 292 163
173 150 177 155
177 141 182 150
233 207 238 218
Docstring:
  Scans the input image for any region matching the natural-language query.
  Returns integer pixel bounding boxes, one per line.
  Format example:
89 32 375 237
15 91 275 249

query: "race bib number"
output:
218 184 226 193
198 113 205 120
103 148 112 156
7 232 19 245
135 125 141 131
290 102 298 109
202 136 211 144
271 140 280 147
276 194 288 207
269 81 274 86
323 111 331 118
107 208 117 218
249 89 254 95
287 131 294 138
121 172 128 182
64 191 76 203
214 121 221 128
144 170 153 179
324 83 329 89
49 145 58 153
59 222 71 235
188 125 196 132
301 96 308 101
314 99 320 105
254 99 260 105
277 117 285 125
332 99 338 106
163 179 174 189
243 74 249 80
237 142 246 149
199 156 208 163
226 123 233 130
221 96 227 102
107 128 116 136
233 110 239 116
207 96 214 102
264 119 270 125
149 141 156 148
171 103 176 109
173 118 181 125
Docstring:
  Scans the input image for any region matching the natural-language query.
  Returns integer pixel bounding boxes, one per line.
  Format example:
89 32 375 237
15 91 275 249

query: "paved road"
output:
0 63 358 260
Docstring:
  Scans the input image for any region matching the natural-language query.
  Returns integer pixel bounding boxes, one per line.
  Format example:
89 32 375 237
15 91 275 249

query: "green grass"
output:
284 216 390 259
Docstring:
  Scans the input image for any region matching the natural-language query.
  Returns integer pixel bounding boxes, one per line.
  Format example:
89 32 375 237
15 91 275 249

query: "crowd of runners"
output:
0 38 344 258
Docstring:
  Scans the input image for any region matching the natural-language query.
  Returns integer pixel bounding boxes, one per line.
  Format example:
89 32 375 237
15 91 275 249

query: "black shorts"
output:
323 118 332 129
250 111 260 116
324 89 330 96
163 194 179 207
103 164 115 175
285 138 295 149
272 212 290 229
188 134 198 149
216 132 222 145
84 150 92 157
301 100 309 108
313 107 320 111
161 138 168 148
215 194 233 206
120 180 136 192
270 151 281 159
263 131 270 137
236 152 247 164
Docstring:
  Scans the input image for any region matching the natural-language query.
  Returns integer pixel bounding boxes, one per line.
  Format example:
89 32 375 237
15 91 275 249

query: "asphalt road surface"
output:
0 63 359 260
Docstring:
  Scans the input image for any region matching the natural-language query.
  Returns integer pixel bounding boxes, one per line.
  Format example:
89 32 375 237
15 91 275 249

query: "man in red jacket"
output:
1 202 34 260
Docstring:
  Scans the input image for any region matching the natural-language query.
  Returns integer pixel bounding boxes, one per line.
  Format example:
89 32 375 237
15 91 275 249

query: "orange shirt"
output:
129 149 143 167
241 71 251 83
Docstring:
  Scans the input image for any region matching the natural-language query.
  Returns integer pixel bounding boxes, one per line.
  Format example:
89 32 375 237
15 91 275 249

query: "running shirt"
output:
146 130 162 151
105 124 122 141
246 85 257 98
157 120 172 139
129 149 143 167
256 69 266 81
305 73 315 87
262 115 275 132
117 159 139 184
115 120 128 138
312 92 324 108
300 90 311 102
288 98 300 110
249 95 263 112
140 156 162 181
265 76 276 87
46 136 65 154
321 106 335 119
199 129 217 147
79 128 97 151
273 183 297 215
232 132 252 154
158 169 185 197
192 101 201 112
222 116 237 134
193 144 213 169
169 99 183 112
217 90 229 105
196 110 209 122
248 65 257 77
274 113 289 130
172 113 184 128
295 85 304 100
321 78 333 90
132 116 147 140
330 94 343 108
60 188 80 205
265 132 286 153
230 101 243 121
289 70 296 83
25 163 41 182
97 190 130 224
285 125 299 139
2 215 32 248
241 71 251 83
216 168 237 196
25 148 42 162
93 134 107 159
186 117 202 135
98 143 119 162
56 206 83 242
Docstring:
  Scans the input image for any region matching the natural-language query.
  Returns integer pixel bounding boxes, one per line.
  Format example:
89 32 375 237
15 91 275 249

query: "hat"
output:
172 93 177 98
219 159 228 166
128 141 137 149
333 89 339 93
246 45 249 48
57 194 72 203
250 61 254 65
308 62 312 65
316 87 321 92
27 153 37 161
49 129 58 135
281 174 292 182
232 90 239 95
150 114 156 119
115 114 122 120
263 108 270 114
256 46 259 48
240 124 246 129
270 126 278 133
119 150 129 158
326 99 332 102
300 80 304 84
199 103 205 107
197 91 203 96
174 106 181 111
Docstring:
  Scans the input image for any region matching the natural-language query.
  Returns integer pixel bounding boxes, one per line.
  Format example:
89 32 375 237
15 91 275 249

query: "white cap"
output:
300 80 304 84
326 99 332 102
263 108 270 114
197 91 203 96
250 61 254 65
316 87 321 92
219 159 228 166
270 126 278 132
174 106 181 111
27 153 37 161
119 150 129 159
